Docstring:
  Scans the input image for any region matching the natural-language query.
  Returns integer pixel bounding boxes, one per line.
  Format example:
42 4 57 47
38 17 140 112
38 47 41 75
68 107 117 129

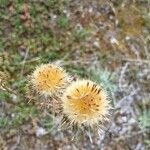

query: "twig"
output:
20 48 29 77
107 1 119 26
20 57 41 64
116 87 140 109
140 36 150 61
119 62 129 90
123 58 150 64
114 129 148 141
0 84 18 96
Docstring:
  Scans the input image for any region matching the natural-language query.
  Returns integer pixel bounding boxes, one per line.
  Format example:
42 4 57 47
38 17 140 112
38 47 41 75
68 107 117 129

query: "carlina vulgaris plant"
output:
30 63 71 96
61 79 111 141
28 63 72 110
27 63 111 141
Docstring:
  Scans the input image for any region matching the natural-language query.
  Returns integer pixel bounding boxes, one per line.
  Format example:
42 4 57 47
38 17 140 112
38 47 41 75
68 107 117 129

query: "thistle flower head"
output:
30 64 70 96
62 80 110 127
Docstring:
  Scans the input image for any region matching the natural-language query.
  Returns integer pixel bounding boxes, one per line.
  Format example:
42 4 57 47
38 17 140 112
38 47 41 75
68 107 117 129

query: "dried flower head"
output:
62 80 110 128
30 64 70 96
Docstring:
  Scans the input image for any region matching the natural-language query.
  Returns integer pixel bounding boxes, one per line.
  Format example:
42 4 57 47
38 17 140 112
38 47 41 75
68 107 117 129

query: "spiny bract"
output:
62 80 110 127
30 64 70 96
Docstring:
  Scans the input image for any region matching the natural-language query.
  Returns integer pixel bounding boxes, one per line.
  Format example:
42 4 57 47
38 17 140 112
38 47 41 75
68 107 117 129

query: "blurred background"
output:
0 0 150 150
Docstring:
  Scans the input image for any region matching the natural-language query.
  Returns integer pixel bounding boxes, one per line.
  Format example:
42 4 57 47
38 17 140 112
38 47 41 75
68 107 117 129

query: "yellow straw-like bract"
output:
30 64 70 96
62 80 110 127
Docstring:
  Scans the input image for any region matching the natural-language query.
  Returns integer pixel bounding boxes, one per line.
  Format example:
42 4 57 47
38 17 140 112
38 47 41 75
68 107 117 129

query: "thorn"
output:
86 131 93 143
59 78 64 81
97 88 102 94
94 88 97 93
76 88 79 93
91 84 96 92
67 95 72 99
87 82 89 87
95 108 99 111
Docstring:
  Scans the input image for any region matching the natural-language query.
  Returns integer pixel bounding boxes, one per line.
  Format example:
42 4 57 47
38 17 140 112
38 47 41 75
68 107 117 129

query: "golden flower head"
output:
62 80 110 127
30 63 70 96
